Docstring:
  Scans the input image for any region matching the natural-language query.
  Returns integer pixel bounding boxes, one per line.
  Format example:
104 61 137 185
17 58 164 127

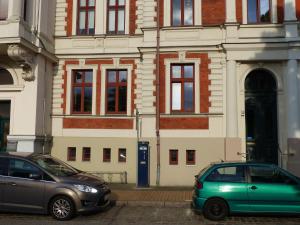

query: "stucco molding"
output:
7 45 35 82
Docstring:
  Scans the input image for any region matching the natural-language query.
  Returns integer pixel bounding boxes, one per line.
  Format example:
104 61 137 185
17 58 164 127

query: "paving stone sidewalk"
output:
109 184 193 207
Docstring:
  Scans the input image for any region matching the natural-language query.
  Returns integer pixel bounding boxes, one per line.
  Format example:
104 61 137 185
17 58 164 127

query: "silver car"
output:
0 152 111 220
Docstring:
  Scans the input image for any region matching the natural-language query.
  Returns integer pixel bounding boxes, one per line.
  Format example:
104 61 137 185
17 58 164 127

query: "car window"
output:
0 157 8 176
205 166 245 182
8 159 41 179
249 166 298 185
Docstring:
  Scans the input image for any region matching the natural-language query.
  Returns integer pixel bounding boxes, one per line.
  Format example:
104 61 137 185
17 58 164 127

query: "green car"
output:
192 162 300 221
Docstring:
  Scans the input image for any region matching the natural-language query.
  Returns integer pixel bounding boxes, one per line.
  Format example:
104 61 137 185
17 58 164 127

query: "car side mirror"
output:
29 173 42 180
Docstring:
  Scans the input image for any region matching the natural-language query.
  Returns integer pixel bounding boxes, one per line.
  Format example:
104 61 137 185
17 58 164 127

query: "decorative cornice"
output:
7 45 35 81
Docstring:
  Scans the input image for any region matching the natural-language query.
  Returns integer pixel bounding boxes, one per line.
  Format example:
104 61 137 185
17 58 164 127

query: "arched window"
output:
0 68 14 85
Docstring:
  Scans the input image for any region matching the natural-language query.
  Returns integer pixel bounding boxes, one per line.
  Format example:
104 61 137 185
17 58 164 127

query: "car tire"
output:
49 196 75 221
203 198 228 221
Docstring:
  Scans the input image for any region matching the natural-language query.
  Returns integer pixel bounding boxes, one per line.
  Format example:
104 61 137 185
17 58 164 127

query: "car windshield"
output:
30 155 79 177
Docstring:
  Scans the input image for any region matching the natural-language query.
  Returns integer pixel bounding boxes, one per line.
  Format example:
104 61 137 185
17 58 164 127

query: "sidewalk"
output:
109 183 193 208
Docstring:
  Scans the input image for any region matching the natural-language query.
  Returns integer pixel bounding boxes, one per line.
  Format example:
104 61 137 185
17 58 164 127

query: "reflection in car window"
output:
249 166 297 185
0 157 8 176
9 159 41 179
30 156 79 177
205 166 245 182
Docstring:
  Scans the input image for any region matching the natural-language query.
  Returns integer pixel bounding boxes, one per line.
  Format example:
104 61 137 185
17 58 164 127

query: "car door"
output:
2 158 45 213
247 165 300 213
0 157 8 206
204 165 249 212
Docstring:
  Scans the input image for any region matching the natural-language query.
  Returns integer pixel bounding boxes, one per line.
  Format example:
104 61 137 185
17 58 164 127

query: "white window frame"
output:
243 0 277 24
72 0 130 35
66 63 98 115
164 0 201 26
100 60 132 116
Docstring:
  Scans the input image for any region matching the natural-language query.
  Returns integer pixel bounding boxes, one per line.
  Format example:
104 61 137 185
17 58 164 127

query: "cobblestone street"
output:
1 206 300 225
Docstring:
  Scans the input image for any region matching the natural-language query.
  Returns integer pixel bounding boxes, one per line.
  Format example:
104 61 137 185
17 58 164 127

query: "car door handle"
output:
250 186 257 190
8 182 17 186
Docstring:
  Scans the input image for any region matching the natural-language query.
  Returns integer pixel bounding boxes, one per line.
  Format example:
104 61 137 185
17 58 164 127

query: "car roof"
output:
0 152 38 159
210 161 277 167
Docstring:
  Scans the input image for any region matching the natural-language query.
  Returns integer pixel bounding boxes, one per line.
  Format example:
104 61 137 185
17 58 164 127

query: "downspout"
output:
155 0 161 186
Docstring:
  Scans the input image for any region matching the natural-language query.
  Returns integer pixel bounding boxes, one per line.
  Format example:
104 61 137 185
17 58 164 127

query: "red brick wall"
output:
63 118 134 129
129 0 137 35
202 0 226 25
277 0 284 23
158 52 211 129
236 0 243 24
160 117 209 129
296 0 300 20
66 0 73 36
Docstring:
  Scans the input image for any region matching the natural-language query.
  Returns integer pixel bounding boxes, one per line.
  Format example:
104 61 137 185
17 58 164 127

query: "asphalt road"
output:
1 205 300 225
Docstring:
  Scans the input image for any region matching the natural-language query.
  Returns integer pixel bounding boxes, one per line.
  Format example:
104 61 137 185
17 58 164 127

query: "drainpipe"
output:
155 0 161 186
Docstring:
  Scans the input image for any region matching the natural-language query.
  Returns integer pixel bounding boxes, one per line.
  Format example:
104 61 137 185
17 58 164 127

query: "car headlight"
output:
73 184 98 193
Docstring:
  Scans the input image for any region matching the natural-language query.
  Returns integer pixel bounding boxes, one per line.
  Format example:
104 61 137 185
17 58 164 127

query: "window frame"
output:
170 64 195 113
67 147 77 161
106 69 128 114
103 148 111 162
71 70 93 114
169 149 179 165
247 0 272 24
82 147 91 162
0 0 8 21
171 0 194 27
76 0 96 35
118 148 127 163
107 0 126 35
186 150 195 165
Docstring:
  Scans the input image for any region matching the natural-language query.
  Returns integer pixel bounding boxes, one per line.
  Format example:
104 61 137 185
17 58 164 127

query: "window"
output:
107 0 125 34
186 150 195 165
169 149 178 165
8 159 41 179
118 148 126 162
103 148 111 162
249 166 298 185
106 70 127 113
82 147 91 161
205 166 246 182
67 147 76 161
247 0 271 23
72 70 93 114
172 0 194 26
23 0 28 21
77 0 95 35
0 157 8 176
0 0 8 20
171 64 194 112
0 68 13 85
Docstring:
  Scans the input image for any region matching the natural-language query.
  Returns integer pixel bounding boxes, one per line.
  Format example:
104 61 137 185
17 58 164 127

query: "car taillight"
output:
196 180 203 189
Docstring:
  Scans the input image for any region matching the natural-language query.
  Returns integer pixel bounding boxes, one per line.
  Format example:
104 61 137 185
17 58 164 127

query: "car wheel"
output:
203 198 228 221
49 196 75 221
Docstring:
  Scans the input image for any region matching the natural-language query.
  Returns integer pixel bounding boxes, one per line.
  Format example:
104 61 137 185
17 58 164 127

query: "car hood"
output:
61 172 106 186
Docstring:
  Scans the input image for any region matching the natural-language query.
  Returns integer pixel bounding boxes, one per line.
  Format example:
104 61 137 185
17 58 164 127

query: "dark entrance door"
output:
138 141 149 187
0 101 11 152
245 70 278 164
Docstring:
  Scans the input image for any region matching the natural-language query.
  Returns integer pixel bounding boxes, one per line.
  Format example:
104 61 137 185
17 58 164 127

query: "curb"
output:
115 200 192 208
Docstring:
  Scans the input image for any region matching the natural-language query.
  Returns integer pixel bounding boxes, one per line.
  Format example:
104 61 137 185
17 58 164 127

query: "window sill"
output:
240 23 283 28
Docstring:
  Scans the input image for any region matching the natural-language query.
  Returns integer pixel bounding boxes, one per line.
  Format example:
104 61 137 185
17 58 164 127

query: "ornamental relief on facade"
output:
7 45 35 81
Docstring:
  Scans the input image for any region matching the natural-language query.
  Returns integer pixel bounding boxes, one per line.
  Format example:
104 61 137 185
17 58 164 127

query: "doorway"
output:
0 101 10 152
245 69 278 164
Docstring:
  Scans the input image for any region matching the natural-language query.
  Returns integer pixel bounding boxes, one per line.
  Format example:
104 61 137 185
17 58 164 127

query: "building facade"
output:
51 0 300 186
0 0 56 153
